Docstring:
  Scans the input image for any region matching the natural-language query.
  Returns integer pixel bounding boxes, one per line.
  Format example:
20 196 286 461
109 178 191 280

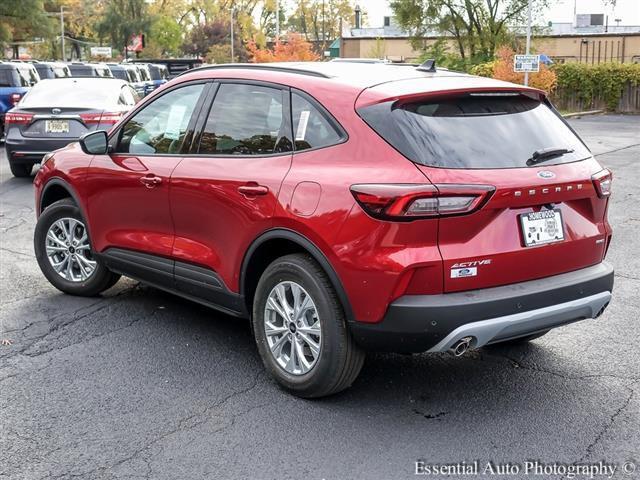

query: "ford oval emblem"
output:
537 170 555 179
51 108 61 115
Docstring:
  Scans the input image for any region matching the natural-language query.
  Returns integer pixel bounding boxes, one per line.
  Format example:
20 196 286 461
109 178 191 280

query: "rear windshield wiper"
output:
527 147 574 166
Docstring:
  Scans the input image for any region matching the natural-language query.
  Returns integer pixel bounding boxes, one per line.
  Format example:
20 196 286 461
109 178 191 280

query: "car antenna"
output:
416 59 436 72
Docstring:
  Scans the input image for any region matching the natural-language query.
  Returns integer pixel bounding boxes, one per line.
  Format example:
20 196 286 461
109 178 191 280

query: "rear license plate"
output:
45 120 69 133
520 209 564 247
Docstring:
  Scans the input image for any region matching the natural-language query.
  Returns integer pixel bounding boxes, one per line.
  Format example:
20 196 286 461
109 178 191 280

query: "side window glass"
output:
292 92 343 151
116 83 204 155
199 83 292 155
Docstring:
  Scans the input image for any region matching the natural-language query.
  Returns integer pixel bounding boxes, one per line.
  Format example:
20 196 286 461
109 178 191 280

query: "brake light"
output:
10 93 22 106
350 184 495 220
80 112 123 125
4 112 33 126
592 169 612 198
99 112 124 124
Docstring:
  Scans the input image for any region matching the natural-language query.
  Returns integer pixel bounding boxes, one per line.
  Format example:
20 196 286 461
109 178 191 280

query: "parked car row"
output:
1 60 168 140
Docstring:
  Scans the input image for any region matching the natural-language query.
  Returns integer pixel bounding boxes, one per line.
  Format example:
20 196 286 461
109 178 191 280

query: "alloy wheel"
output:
45 217 96 282
264 281 322 375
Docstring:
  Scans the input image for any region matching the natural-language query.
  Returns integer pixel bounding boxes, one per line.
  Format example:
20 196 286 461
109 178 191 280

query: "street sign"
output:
514 54 540 73
90 46 112 57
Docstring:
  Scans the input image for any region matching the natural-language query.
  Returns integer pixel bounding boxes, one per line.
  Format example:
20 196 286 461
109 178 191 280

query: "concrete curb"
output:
562 110 605 118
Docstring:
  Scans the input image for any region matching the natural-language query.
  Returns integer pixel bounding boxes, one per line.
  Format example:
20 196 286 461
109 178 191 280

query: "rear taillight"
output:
592 169 612 198
80 112 123 125
350 184 495 220
4 112 33 126
10 93 22 106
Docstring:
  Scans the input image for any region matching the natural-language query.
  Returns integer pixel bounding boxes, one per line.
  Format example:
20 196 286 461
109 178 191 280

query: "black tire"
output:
486 330 550 347
252 254 365 398
9 162 33 178
34 198 120 296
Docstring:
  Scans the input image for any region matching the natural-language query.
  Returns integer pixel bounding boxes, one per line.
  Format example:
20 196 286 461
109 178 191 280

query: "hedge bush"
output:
471 60 640 111
553 62 640 110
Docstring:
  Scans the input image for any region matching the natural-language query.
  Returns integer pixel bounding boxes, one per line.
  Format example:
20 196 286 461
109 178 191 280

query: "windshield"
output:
358 93 591 169
19 80 121 108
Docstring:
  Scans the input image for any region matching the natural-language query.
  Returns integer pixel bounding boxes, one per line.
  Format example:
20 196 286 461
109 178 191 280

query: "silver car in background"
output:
4 77 138 177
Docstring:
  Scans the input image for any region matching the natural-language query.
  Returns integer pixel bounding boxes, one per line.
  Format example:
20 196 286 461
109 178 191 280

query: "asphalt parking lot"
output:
1 115 639 480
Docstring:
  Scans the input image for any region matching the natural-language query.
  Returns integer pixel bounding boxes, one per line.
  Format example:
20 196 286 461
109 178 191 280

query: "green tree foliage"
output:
147 15 182 56
554 62 640 110
391 0 548 68
0 0 52 47
287 0 355 42
95 0 151 54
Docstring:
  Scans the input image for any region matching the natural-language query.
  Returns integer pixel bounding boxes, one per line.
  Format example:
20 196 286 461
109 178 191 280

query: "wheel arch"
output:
39 178 93 240
240 229 354 323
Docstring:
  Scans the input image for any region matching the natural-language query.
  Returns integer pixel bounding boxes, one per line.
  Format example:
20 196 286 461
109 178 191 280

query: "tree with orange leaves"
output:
246 34 320 63
491 46 557 93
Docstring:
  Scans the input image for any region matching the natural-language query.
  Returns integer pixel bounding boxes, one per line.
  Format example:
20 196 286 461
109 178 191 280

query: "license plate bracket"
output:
520 209 565 247
45 119 69 133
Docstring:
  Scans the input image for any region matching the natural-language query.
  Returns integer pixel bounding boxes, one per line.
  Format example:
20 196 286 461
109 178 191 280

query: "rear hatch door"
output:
358 87 611 292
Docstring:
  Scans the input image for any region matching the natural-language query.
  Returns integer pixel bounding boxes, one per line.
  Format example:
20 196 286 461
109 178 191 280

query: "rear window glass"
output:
358 94 591 169
35 65 51 78
69 65 93 76
19 80 121 108
0 70 16 87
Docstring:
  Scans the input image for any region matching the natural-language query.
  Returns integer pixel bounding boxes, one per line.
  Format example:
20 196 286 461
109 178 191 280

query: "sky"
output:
358 0 640 27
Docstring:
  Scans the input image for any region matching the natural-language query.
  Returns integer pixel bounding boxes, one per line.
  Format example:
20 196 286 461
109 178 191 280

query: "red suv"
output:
33 62 614 397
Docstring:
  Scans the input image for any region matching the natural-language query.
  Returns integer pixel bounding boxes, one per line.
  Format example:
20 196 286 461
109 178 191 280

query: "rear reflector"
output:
80 112 123 125
5 112 34 125
350 184 495 220
592 169 612 198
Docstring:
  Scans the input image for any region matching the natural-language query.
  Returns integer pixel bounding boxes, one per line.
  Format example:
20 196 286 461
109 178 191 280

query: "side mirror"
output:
79 130 109 155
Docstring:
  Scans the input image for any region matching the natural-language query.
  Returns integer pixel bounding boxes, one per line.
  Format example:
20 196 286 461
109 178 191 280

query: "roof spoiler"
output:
416 59 436 73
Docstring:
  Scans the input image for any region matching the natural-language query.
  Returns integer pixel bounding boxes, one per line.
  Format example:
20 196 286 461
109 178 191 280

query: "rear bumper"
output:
349 262 614 353
5 137 75 163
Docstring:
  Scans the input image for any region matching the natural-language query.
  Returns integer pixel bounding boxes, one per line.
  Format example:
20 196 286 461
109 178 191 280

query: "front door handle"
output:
238 183 269 197
140 175 162 189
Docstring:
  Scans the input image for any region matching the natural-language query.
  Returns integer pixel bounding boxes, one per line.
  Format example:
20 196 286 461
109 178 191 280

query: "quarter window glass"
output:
199 83 291 155
292 92 343 151
117 84 204 155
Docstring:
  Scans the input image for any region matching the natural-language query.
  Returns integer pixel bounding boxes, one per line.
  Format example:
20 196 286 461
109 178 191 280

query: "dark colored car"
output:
33 62 614 398
32 61 71 80
106 63 128 81
0 62 39 139
119 64 147 98
68 62 113 78
131 58 203 79
5 77 137 176
133 64 154 96
147 63 169 92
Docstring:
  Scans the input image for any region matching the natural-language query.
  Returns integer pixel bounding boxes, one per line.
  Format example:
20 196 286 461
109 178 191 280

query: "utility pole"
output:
275 0 280 39
60 6 65 61
322 0 326 47
230 7 235 62
524 0 532 86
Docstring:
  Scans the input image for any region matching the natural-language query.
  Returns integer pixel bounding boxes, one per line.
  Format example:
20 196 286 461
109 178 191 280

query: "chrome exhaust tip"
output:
450 336 473 357
594 301 610 318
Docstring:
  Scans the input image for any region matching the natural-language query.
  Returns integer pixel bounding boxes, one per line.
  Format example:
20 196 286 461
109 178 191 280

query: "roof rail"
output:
329 58 390 64
177 63 332 79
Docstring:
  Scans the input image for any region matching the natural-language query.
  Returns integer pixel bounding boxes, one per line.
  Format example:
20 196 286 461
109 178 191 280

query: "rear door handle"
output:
140 175 162 188
237 184 269 197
